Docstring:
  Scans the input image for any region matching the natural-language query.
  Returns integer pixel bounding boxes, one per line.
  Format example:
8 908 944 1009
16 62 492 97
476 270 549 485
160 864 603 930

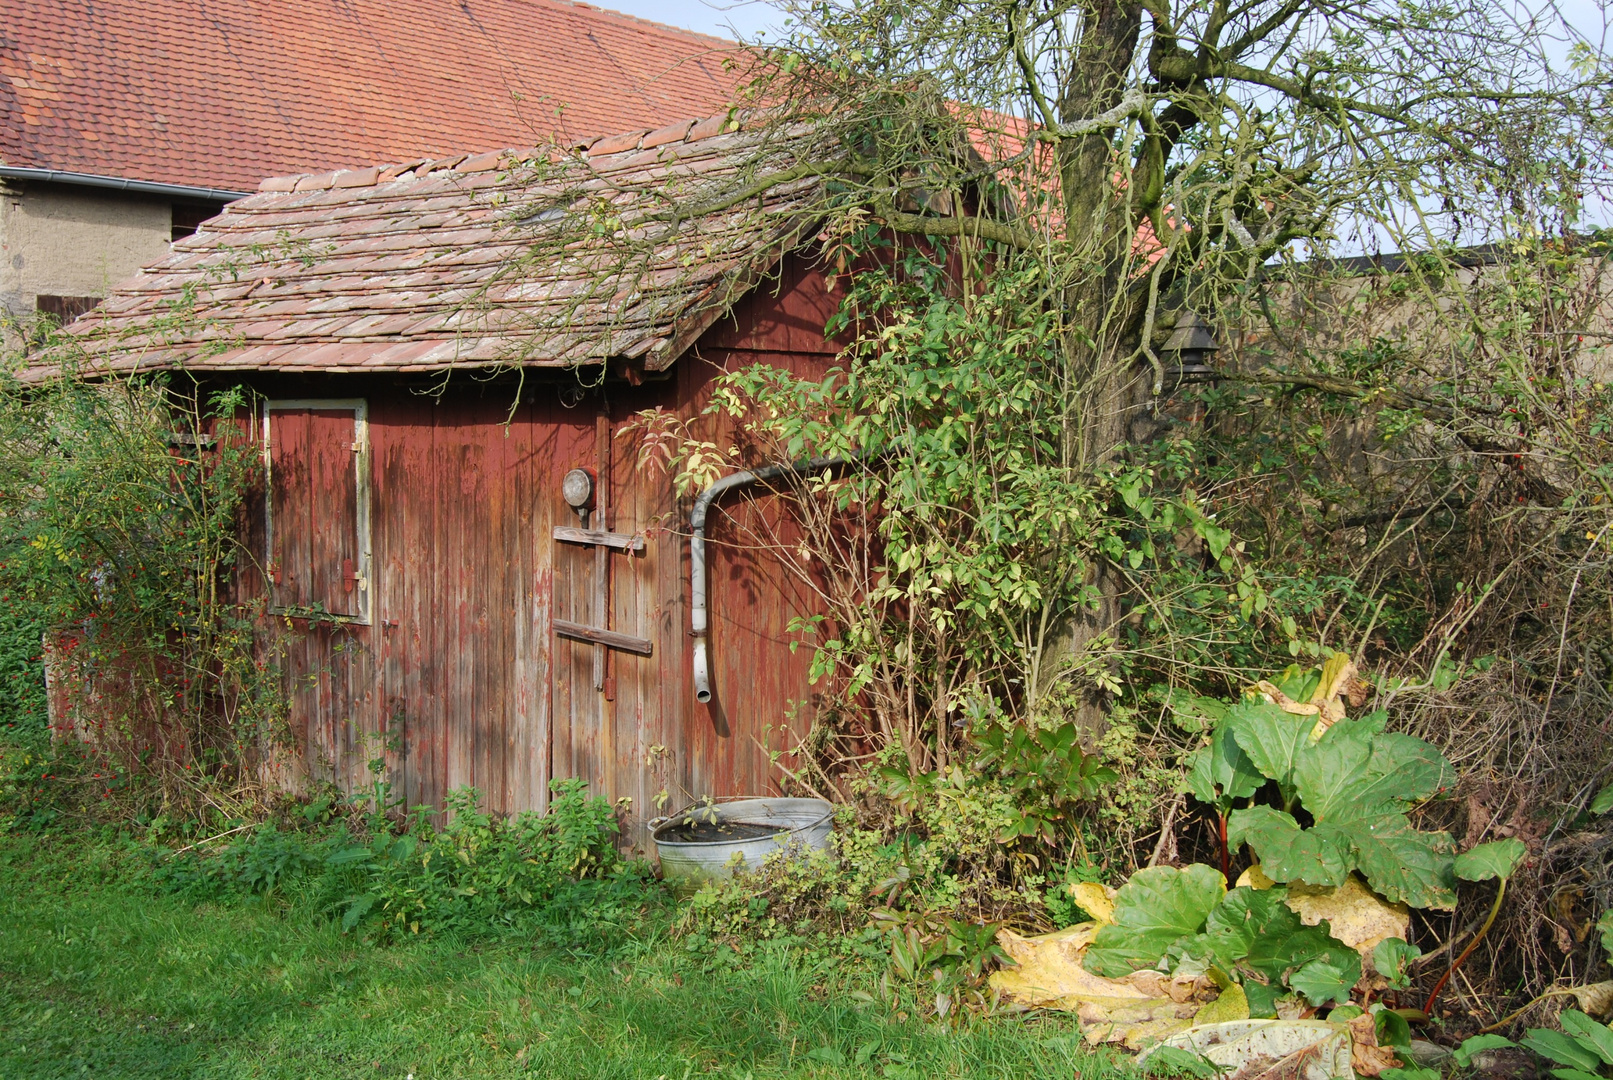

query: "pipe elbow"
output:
693 637 712 704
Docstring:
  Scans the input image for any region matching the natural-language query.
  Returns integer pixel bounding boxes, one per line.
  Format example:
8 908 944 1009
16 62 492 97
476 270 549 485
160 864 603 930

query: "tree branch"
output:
871 201 1037 250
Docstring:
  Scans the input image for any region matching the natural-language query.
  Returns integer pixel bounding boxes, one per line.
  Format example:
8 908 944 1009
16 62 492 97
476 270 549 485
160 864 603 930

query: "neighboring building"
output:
1 0 739 335
31 118 843 838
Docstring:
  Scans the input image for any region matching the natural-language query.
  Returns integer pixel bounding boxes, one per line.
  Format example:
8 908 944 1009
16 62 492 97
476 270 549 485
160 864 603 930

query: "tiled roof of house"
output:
1 0 741 192
28 116 820 382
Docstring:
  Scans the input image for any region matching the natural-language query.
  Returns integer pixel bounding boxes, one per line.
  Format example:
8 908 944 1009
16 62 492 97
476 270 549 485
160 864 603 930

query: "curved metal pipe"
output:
689 455 862 705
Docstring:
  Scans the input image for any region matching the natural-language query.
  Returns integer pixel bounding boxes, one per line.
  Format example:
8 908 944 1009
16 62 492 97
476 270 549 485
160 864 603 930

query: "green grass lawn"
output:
0 828 1131 1080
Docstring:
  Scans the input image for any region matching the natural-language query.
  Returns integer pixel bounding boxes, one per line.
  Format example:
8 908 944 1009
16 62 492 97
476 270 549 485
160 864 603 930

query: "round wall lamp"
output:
562 467 595 521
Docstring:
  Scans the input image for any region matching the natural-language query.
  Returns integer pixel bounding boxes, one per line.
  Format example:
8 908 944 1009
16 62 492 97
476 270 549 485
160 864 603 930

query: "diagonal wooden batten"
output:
552 619 654 657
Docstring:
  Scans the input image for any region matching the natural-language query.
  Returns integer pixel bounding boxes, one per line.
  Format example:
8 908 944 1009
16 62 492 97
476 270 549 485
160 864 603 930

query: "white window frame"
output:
261 398 373 626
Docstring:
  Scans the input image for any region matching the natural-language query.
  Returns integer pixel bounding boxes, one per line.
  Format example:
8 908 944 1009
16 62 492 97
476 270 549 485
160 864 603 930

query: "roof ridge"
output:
252 110 746 193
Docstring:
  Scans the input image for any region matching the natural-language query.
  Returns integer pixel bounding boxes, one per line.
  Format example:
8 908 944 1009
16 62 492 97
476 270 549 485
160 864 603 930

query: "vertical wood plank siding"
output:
253 254 843 842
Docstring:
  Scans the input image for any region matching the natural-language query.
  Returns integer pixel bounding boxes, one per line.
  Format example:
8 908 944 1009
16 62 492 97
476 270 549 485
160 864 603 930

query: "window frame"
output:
260 398 373 626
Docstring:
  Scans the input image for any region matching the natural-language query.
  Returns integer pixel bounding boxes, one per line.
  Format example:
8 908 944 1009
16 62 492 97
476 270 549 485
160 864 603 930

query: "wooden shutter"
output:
263 400 371 622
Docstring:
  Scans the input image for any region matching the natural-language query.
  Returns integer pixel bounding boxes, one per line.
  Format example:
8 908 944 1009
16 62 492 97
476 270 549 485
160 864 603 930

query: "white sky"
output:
598 0 783 39
604 0 1608 45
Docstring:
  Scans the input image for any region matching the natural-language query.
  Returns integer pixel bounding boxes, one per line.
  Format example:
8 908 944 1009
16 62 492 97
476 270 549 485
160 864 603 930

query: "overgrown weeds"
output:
0 361 284 820
146 778 662 946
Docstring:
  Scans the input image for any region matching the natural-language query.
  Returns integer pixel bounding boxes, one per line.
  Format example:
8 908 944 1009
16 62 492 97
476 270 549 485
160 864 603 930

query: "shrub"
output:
0 372 282 815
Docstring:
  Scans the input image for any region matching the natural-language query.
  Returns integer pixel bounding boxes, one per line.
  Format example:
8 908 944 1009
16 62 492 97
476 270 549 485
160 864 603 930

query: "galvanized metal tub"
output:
651 797 834 894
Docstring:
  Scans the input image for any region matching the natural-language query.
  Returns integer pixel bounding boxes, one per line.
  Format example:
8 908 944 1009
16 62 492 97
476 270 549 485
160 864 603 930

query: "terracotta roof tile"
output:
1 0 742 192
31 119 820 382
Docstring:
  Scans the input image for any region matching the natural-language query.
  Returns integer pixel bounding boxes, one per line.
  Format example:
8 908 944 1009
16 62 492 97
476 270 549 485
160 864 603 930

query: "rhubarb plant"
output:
1083 864 1363 1010
1222 701 1458 909
1084 661 1471 1016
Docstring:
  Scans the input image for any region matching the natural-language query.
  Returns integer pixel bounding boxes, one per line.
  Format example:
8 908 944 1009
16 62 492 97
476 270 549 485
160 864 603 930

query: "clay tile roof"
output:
29 116 821 382
0 0 742 192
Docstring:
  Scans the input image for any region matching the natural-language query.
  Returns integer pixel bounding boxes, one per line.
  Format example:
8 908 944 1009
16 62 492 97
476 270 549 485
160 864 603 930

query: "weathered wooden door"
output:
262 399 375 788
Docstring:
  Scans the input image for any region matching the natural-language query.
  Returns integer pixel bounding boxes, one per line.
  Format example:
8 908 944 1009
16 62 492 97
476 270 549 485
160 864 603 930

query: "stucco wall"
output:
0 181 171 333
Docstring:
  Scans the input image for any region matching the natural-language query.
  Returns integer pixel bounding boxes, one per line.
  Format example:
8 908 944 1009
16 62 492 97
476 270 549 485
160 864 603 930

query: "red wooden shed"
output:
43 116 843 841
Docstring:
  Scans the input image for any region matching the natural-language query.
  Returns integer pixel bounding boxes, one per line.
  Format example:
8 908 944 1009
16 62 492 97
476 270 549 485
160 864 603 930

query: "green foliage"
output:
1141 1046 1223 1078
0 603 47 742
1085 865 1226 977
1222 703 1458 907
1522 1012 1613 1077
1453 839 1527 882
1085 870 1361 1007
966 720 1118 842
1372 937 1421 990
1380 1067 1441 1080
156 779 652 943
1453 1033 1518 1069
1184 722 1263 814
0 374 281 807
1084 665 1482 1010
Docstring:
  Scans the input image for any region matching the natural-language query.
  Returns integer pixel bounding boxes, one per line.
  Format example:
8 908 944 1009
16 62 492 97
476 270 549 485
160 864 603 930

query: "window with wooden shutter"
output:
262 400 372 623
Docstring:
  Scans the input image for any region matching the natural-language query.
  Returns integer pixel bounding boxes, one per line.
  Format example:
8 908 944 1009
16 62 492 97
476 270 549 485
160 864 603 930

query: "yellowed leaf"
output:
1286 874 1410 956
1195 983 1251 1026
1238 862 1279 890
1253 680 1323 716
1311 653 1356 707
1144 1019 1356 1080
1347 1011 1401 1077
1569 981 1613 1018
991 924 1205 1050
1069 880 1117 925
1075 1000 1197 1049
1122 968 1219 1005
991 925 1151 1009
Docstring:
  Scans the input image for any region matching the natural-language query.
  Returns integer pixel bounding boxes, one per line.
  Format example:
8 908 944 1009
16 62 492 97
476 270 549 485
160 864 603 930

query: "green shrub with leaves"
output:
1456 1014 1613 1080
0 371 280 814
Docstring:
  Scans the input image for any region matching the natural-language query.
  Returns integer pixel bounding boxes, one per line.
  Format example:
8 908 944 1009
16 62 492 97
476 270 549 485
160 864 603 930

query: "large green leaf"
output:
1083 864 1227 977
1356 730 1455 806
1244 922 1351 982
1347 814 1457 908
1288 956 1359 1006
1185 724 1265 812
1453 1034 1517 1069
1295 722 1451 821
1226 699 1314 797
1203 885 1300 967
1454 838 1527 883
1242 979 1281 1018
1226 713 1459 909
1227 807 1352 888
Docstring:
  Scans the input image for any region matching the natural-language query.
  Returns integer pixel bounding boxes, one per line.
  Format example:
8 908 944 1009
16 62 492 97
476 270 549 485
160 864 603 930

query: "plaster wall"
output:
0 181 171 331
